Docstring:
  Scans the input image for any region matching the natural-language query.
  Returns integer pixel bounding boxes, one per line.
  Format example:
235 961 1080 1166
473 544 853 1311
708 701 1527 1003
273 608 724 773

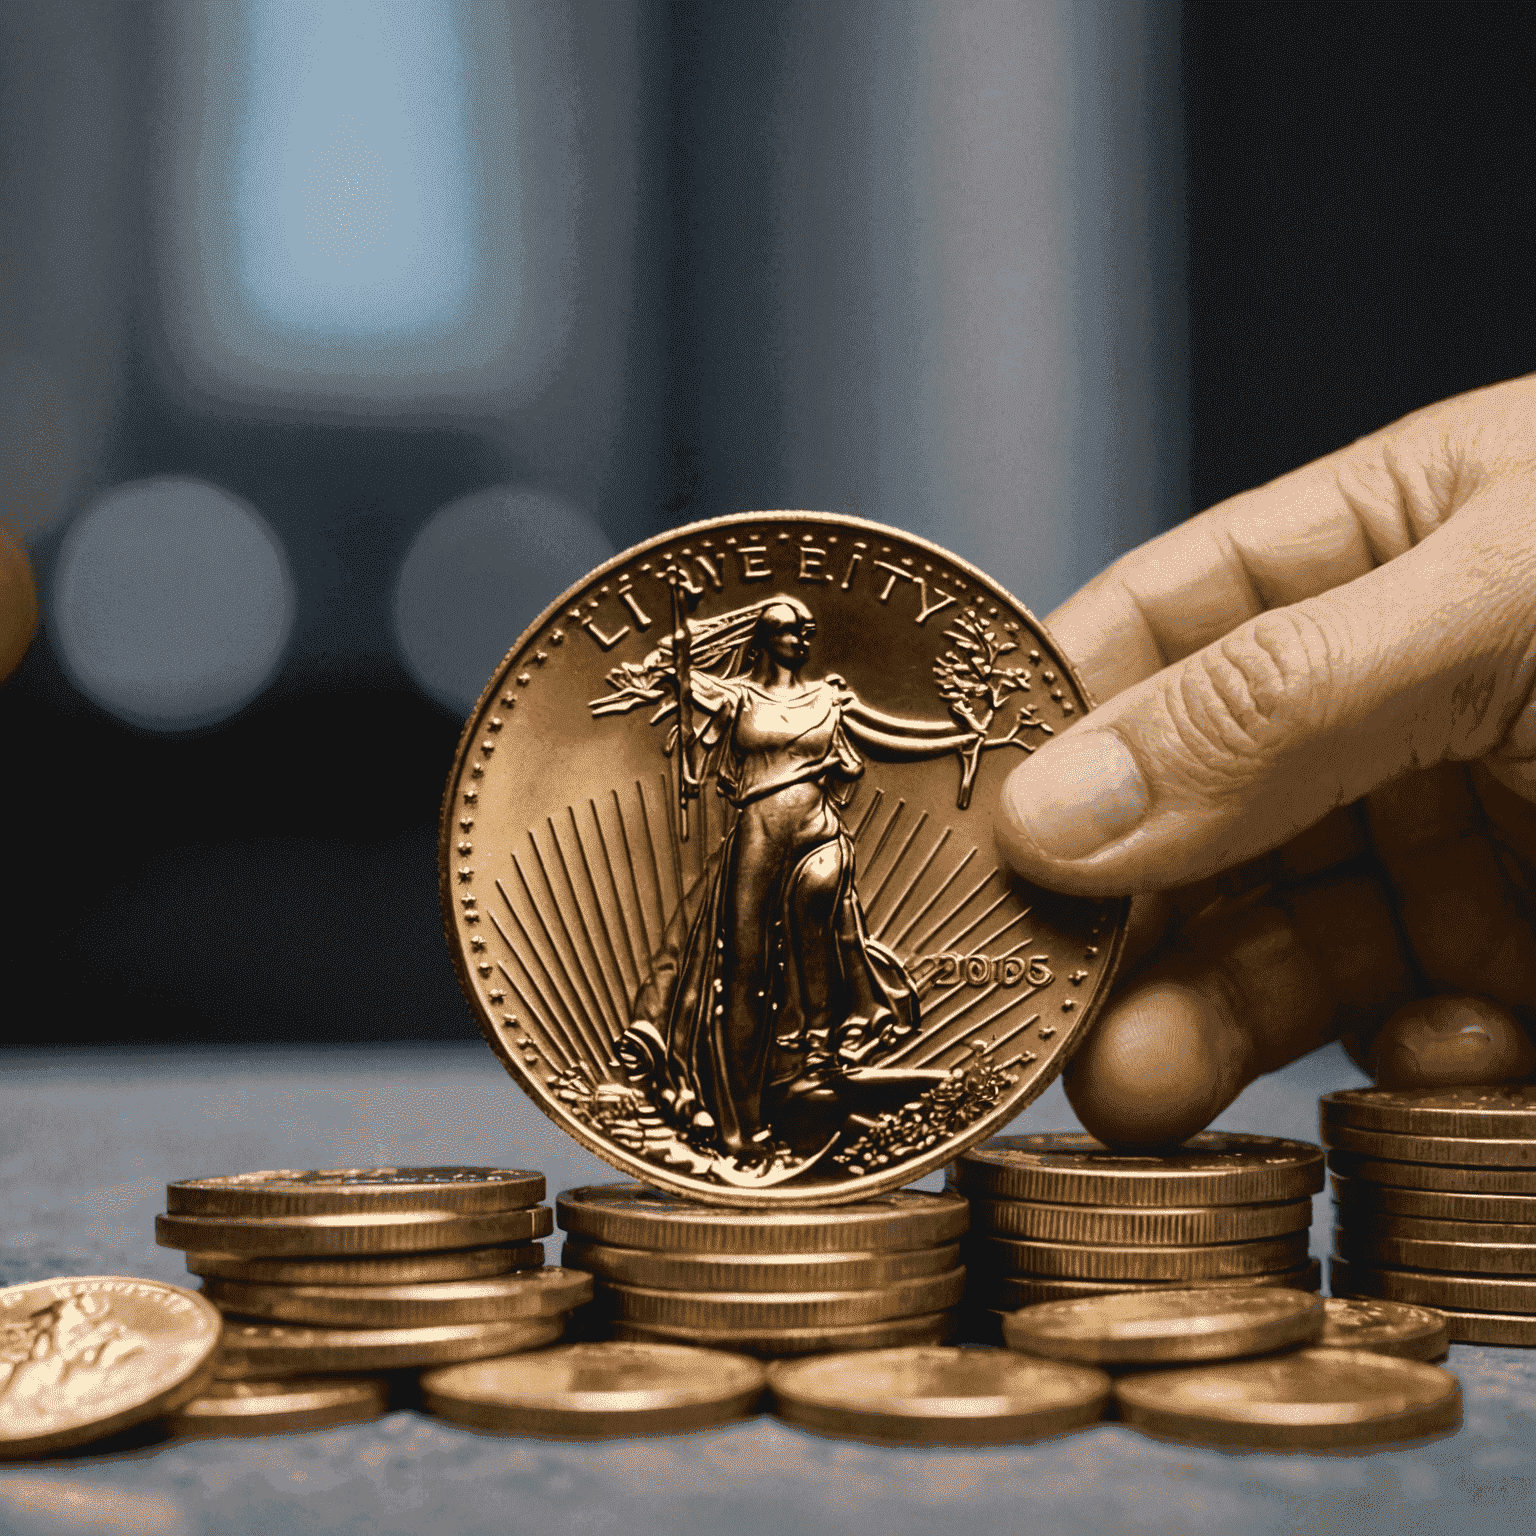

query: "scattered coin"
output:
1320 1086 1536 1140
0 1277 222 1460
1327 1152 1536 1195
421 1342 766 1437
968 1232 1311 1283
167 1168 545 1218
166 1376 389 1437
561 1240 960 1292
767 1344 1110 1445
184 1244 544 1286
967 1196 1312 1247
1329 1255 1536 1313
1322 1124 1536 1168
214 1316 563 1378
998 1287 1325 1366
156 1205 553 1257
1113 1348 1460 1449
610 1309 954 1358
973 1259 1322 1309
1314 1298 1448 1361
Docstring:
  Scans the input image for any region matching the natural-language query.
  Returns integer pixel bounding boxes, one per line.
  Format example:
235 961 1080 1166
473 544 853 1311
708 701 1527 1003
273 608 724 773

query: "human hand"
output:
0 525 39 683
995 377 1536 1148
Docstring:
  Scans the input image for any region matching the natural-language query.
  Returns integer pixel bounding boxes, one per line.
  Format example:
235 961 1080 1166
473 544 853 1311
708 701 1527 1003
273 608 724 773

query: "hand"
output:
0 525 38 684
995 377 1536 1147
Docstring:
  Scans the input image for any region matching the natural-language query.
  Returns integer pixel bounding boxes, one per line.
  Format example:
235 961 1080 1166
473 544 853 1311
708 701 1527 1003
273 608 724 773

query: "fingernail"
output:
1002 730 1149 861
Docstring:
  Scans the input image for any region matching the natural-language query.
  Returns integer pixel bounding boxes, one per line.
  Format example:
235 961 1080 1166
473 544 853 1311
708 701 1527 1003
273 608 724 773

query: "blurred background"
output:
3 0 1533 1047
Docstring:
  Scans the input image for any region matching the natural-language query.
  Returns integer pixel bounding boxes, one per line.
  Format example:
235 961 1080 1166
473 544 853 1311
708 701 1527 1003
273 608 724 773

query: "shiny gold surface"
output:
1320 1086 1536 1139
1335 1233 1536 1276
1420 1306 1536 1347
1330 1253 1536 1308
1327 1152 1536 1195
1315 1298 1449 1361
185 1244 544 1285
1322 1124 1536 1168
968 1232 1311 1282
1337 1213 1536 1246
167 1168 545 1217
561 1239 960 1292
967 1196 1312 1246
1330 1172 1536 1223
610 1308 954 1358
156 1205 553 1256
973 1259 1322 1309
167 1376 389 1437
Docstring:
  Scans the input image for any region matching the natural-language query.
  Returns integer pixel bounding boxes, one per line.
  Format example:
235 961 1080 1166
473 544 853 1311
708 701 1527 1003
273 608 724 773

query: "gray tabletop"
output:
2 1041 1532 1536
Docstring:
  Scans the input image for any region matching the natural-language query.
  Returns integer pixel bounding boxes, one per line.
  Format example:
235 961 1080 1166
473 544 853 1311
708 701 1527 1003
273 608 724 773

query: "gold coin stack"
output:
1324 1086 1536 1346
153 1167 591 1428
949 1131 1326 1339
557 1184 969 1358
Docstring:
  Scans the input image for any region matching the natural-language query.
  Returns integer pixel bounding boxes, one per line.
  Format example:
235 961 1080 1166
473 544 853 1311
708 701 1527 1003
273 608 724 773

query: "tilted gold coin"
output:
557 1184 968 1254
1420 1306 1536 1347
167 1376 389 1438
204 1267 593 1327
968 1232 1311 1283
1322 1124 1536 1168
968 1196 1312 1247
561 1239 960 1292
213 1316 563 1379
1315 1298 1448 1361
1320 1085 1536 1140
1330 1254 1536 1314
767 1344 1109 1445
167 1168 545 1217
185 1244 544 1286
156 1205 553 1256
952 1133 1324 1207
1335 1213 1536 1247
421 1342 766 1437
1331 1172 1536 1223
441 513 1128 1208
1327 1151 1536 1194
611 1309 954 1359
998 1287 1325 1366
1112 1348 1460 1449
0 1277 222 1460
593 1268 965 1331
974 1259 1322 1310
1335 1232 1536 1276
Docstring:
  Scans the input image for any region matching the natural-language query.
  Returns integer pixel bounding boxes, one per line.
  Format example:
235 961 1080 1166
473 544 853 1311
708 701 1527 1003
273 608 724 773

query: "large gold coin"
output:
968 1232 1310 1282
1334 1232 1536 1278
1320 1085 1536 1139
185 1244 544 1285
421 1342 765 1437
167 1168 544 1217
767 1344 1109 1445
0 1277 222 1460
1330 1254 1536 1314
973 1259 1321 1309
998 1287 1325 1366
1328 1151 1536 1194
1331 1172 1536 1224
610 1309 953 1358
441 513 1129 1208
156 1205 553 1256
204 1267 593 1327
561 1239 960 1292
1322 1124 1536 1168
557 1184 967 1253
167 1377 389 1437
952 1133 1324 1207
1335 1213 1536 1246
968 1196 1312 1246
214 1316 563 1378
1113 1348 1460 1449
594 1268 965 1330
1314 1298 1448 1361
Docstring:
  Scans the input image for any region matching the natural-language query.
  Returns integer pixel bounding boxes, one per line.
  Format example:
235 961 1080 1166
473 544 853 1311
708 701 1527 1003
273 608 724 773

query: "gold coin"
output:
1331 1172 1536 1223
1330 1254 1536 1313
213 1316 563 1378
421 1342 765 1437
974 1259 1322 1309
998 1287 1325 1366
1113 1348 1460 1449
594 1268 965 1330
1320 1085 1536 1139
0 1276 222 1460
968 1232 1311 1282
205 1267 593 1327
156 1205 553 1256
952 1133 1324 1207
166 1376 389 1437
1328 1151 1536 1194
556 1184 968 1253
610 1309 954 1359
968 1196 1312 1246
767 1344 1109 1445
167 1167 545 1217
1426 1306 1536 1347
1335 1212 1536 1246
1334 1232 1536 1278
561 1239 960 1291
185 1244 544 1285
1322 1124 1536 1168
1315 1298 1448 1361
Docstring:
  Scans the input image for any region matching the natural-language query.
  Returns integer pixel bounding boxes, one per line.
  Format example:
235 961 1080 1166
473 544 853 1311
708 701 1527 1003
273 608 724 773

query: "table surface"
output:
2 1040 1532 1536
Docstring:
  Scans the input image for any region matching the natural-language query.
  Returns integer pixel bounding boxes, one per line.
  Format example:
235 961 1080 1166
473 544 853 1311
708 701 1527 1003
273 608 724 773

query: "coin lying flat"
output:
973 1260 1322 1310
1328 1151 1536 1195
204 1267 593 1327
0 1277 222 1460
156 1205 553 1256
952 1133 1324 1207
1314 1298 1448 1361
561 1240 960 1292
968 1197 1312 1247
1331 1173 1536 1223
1420 1307 1536 1347
1320 1085 1536 1139
213 1316 563 1378
1322 1124 1536 1168
1336 1214 1536 1247
611 1309 954 1359
422 1342 766 1437
1113 1348 1460 1449
1335 1233 1536 1276
167 1376 389 1437
557 1186 968 1254
185 1244 544 1286
968 1232 1311 1283
999 1287 1325 1366
167 1168 545 1217
1330 1254 1536 1313
767 1344 1109 1445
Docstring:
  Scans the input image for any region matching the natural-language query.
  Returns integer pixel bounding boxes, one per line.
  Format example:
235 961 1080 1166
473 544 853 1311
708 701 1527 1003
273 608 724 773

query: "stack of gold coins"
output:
950 1132 1325 1340
1324 1086 1536 1347
557 1184 968 1358
153 1167 590 1429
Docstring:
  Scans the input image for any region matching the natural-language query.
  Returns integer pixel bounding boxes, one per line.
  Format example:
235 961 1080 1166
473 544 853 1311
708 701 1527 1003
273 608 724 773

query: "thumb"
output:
996 485 1536 895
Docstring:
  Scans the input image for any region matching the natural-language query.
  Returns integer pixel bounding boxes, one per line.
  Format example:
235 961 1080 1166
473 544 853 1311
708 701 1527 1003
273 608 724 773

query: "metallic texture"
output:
167 1376 389 1437
966 1196 1312 1246
167 1167 544 1217
155 1205 553 1256
560 1240 960 1292
971 1260 1323 1310
1319 1086 1536 1140
1327 1151 1536 1195
1314 1298 1449 1362
1322 1124 1536 1168
609 1309 954 1359
968 1232 1310 1282
184 1244 544 1285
